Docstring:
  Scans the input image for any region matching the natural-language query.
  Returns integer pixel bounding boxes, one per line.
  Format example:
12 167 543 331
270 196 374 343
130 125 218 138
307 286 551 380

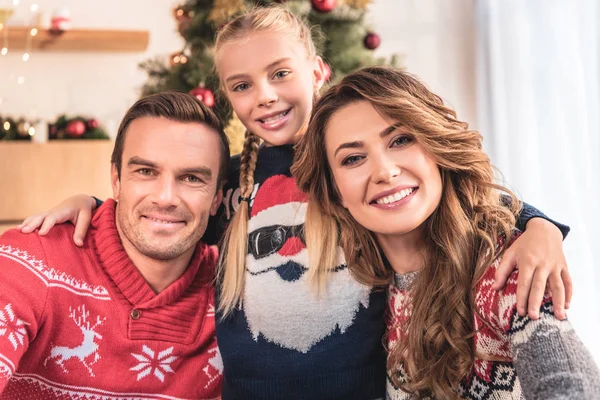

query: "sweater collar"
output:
89 199 210 309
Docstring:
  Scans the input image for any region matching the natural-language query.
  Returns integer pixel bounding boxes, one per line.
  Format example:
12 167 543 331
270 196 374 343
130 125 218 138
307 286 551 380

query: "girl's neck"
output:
376 227 425 275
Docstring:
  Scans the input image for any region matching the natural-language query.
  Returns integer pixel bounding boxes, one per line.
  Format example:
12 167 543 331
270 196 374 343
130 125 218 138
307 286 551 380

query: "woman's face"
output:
324 100 443 238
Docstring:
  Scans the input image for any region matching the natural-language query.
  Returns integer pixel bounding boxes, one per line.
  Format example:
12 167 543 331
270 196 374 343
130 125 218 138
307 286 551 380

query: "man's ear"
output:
313 56 326 92
111 164 120 201
210 187 223 216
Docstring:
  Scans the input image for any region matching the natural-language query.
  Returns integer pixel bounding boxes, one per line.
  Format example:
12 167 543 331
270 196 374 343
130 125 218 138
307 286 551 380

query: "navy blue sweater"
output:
202 144 569 400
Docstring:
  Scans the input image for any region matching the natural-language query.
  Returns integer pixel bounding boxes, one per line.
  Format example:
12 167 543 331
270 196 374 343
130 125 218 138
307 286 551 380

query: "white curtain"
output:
476 0 600 362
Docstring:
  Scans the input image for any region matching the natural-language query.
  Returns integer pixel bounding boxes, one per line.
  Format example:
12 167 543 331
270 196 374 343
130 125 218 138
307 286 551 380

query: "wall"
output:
0 0 185 137
1 0 478 135
370 0 478 127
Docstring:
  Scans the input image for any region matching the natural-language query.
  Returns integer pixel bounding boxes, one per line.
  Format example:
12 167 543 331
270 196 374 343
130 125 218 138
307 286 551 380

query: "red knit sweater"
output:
0 200 222 399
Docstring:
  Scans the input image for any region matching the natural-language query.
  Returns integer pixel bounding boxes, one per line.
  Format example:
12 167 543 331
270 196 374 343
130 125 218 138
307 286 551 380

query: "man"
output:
0 92 229 398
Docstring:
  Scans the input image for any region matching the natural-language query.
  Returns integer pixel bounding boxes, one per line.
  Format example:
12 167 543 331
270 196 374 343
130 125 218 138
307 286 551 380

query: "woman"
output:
293 66 600 399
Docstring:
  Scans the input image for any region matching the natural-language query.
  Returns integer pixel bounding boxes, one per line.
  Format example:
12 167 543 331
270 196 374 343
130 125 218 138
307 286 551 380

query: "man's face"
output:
111 116 222 262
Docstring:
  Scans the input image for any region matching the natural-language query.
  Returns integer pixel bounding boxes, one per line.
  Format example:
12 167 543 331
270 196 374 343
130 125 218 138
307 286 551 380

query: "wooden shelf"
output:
2 27 149 52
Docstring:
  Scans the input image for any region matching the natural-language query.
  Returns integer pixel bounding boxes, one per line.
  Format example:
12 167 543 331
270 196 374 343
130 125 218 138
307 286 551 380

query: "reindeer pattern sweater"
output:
0 200 222 399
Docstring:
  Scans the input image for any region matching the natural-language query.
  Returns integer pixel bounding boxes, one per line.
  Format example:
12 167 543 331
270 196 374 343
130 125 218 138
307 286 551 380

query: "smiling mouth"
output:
142 216 184 225
258 109 290 124
372 187 417 205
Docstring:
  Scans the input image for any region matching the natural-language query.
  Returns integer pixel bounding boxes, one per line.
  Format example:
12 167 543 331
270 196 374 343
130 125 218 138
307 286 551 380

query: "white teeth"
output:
261 111 287 123
375 188 414 205
148 217 176 224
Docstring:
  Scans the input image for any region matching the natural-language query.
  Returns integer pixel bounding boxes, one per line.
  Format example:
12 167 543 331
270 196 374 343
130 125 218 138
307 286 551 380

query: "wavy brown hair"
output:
293 66 521 399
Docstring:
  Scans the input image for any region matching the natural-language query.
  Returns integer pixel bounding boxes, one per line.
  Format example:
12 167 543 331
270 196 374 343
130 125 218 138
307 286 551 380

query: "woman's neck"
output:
376 228 425 275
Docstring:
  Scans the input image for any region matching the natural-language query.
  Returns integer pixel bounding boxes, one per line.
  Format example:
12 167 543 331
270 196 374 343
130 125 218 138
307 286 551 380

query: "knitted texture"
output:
209 144 387 400
386 239 600 399
0 200 222 399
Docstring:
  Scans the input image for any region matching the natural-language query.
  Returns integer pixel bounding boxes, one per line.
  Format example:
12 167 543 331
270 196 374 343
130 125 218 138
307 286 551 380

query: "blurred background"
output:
0 0 598 362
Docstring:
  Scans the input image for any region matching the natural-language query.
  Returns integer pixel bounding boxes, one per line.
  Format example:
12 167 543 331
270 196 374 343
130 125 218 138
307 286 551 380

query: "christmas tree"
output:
140 0 397 154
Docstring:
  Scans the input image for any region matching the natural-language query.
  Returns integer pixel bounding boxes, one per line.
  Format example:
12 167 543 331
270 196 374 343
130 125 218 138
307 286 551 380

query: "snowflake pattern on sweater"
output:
0 200 222 399
386 238 600 400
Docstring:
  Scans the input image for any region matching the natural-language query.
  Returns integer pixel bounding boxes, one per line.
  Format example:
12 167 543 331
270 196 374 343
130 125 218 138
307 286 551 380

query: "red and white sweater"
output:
386 247 600 399
0 200 222 399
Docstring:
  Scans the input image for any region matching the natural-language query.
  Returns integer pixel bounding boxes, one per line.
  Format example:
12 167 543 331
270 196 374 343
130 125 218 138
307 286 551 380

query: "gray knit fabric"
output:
386 267 600 399
510 303 600 399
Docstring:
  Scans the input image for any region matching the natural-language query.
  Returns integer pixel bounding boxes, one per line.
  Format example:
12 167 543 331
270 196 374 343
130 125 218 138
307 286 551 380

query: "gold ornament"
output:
224 113 246 155
207 0 245 26
341 0 372 9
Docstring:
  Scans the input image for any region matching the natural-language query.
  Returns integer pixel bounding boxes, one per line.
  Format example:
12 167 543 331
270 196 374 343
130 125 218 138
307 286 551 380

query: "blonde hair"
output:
293 66 521 398
213 6 319 316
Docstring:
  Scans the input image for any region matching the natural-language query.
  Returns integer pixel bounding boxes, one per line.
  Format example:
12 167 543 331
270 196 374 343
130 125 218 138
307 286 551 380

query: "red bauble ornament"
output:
312 0 336 13
66 120 86 138
364 32 381 50
322 62 332 82
190 86 215 107
86 119 99 130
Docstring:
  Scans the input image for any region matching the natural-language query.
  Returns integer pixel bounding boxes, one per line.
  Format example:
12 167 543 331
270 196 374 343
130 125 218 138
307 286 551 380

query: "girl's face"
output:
325 100 443 238
218 32 325 146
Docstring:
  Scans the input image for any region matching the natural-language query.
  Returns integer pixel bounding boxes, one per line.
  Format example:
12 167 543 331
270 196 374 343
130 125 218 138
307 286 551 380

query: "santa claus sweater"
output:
0 199 222 399
203 144 568 400
386 237 600 399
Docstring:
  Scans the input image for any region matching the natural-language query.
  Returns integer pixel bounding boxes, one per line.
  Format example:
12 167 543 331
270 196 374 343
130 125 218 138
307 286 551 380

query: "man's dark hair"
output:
112 91 230 188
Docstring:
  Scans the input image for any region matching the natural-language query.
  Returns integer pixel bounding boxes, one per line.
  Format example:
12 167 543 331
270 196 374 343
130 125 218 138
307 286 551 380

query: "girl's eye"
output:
232 83 249 92
391 135 413 147
341 155 364 166
274 70 290 79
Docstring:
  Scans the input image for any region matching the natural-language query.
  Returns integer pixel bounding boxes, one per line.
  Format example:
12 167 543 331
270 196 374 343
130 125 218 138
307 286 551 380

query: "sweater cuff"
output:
519 205 570 240
92 196 104 210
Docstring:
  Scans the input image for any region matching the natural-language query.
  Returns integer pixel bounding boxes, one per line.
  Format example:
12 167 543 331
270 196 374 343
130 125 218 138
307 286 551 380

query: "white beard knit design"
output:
244 248 370 353
243 179 371 353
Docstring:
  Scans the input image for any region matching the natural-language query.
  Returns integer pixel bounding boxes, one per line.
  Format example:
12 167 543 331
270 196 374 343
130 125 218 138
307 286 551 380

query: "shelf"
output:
1 27 149 52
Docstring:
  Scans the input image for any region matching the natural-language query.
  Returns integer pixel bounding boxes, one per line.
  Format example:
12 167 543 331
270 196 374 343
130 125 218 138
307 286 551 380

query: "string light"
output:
17 76 24 84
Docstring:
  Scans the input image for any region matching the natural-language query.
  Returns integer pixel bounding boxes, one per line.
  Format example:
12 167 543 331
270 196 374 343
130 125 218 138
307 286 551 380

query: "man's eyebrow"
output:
178 166 213 179
127 157 158 168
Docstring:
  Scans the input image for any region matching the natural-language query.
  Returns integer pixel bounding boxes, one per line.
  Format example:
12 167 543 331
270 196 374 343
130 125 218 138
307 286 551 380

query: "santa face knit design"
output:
0 200 222 399
209 145 388 400
199 144 572 400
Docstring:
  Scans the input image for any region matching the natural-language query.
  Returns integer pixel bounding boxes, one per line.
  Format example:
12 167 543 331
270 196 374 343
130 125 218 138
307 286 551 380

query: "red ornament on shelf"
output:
312 0 336 13
86 119 99 130
364 32 381 50
66 120 86 138
190 86 215 107
322 62 332 82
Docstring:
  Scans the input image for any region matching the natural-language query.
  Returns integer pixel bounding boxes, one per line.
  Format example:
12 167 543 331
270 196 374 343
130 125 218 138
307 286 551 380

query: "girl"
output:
293 66 600 399
21 6 572 399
